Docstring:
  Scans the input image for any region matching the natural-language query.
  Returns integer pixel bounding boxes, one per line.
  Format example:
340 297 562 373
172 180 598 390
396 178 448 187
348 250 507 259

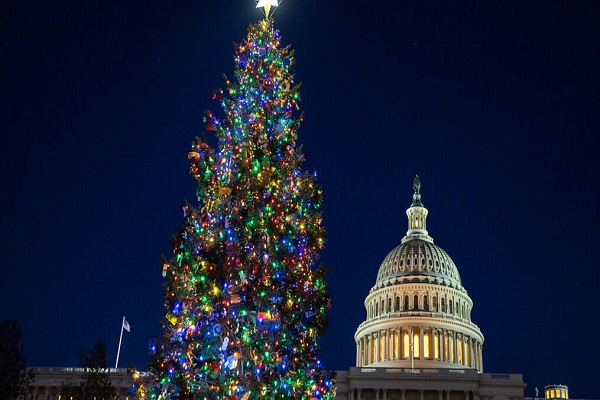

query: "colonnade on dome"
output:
356 326 483 371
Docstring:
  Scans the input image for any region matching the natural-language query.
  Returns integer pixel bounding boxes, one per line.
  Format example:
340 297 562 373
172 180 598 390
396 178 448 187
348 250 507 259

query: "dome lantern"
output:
403 175 433 244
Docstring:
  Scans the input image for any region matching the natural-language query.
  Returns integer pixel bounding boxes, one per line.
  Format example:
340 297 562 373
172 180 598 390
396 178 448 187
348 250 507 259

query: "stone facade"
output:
22 367 139 399
335 367 525 400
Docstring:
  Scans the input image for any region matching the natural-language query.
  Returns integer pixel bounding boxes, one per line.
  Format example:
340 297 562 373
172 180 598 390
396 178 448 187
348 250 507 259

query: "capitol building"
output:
334 176 526 400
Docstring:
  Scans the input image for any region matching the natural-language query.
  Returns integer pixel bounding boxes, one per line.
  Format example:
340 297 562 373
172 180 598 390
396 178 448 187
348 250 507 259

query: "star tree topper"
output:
256 0 278 18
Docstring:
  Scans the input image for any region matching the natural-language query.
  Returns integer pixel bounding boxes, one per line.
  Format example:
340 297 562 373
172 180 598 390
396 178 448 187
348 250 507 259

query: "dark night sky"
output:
1 1 599 398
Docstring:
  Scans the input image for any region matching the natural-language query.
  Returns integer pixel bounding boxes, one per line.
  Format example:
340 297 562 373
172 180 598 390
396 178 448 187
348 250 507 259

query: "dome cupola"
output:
354 176 484 371
403 175 432 242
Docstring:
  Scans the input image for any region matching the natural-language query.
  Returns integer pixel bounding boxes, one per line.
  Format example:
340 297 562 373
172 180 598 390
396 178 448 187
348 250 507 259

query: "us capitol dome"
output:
354 175 484 371
333 177 525 400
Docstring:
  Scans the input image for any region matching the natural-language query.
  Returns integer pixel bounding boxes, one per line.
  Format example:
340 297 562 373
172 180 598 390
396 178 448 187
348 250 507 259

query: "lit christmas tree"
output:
140 5 334 400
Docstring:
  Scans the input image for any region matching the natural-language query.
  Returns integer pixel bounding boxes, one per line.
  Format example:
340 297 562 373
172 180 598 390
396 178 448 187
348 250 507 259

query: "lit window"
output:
413 330 420 358
371 337 376 363
444 335 449 361
434 332 440 359
424 332 430 358
403 332 410 358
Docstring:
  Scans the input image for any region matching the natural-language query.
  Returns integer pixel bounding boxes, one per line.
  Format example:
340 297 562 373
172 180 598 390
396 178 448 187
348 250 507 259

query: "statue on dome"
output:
413 175 421 195
411 175 423 207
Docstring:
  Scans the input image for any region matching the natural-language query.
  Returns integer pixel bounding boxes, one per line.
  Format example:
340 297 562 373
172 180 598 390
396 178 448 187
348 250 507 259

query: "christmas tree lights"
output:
137 17 334 400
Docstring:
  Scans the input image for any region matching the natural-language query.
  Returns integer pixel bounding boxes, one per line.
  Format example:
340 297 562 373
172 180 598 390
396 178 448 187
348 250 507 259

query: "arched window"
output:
433 295 438 311
395 296 400 311
449 301 453 314
404 295 409 310
388 297 392 313
423 295 429 311
441 298 446 312
413 295 419 310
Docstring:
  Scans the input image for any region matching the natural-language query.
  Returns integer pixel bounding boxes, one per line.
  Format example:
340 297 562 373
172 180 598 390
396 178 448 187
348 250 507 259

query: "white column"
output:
381 330 386 361
359 338 364 366
400 328 405 359
375 332 380 363
419 327 424 359
453 332 458 363
440 330 445 362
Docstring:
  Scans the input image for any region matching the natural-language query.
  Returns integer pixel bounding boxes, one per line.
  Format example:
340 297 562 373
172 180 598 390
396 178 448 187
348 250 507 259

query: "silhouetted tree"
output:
60 340 116 399
0 319 34 400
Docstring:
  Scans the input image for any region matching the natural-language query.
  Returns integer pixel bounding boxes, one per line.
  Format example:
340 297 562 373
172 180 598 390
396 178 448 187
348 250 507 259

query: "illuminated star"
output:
256 0 278 18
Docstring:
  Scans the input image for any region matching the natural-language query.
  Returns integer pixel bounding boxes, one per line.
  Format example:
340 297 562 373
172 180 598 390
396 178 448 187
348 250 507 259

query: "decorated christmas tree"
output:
138 4 334 400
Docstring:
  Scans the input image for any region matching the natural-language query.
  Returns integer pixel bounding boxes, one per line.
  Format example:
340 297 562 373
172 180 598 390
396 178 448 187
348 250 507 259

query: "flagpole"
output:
115 316 125 368
410 327 414 371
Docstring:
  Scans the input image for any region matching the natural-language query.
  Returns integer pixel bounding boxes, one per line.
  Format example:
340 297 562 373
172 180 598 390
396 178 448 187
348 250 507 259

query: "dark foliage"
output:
0 319 34 400
59 340 116 399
